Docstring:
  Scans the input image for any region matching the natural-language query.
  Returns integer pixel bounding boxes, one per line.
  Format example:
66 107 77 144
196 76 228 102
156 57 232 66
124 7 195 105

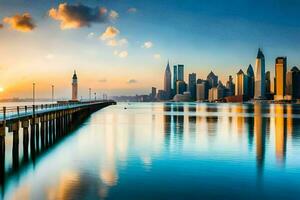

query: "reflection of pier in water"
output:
0 101 115 195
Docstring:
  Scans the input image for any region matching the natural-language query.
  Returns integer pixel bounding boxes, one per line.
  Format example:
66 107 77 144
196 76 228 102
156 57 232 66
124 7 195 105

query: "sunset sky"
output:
1 0 300 99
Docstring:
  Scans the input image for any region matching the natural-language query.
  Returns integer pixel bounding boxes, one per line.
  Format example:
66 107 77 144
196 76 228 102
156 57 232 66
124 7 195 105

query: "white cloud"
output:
113 50 128 58
142 41 153 49
153 54 161 60
87 32 95 38
119 51 128 58
109 10 119 20
106 38 128 47
100 26 119 40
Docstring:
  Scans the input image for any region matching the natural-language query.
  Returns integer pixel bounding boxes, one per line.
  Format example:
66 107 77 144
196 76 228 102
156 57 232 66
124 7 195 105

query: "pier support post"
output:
12 121 19 170
49 114 53 145
35 118 39 152
40 116 45 149
22 120 29 161
30 118 36 160
0 124 5 184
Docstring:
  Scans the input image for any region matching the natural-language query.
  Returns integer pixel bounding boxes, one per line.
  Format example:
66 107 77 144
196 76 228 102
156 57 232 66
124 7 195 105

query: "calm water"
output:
1 102 300 200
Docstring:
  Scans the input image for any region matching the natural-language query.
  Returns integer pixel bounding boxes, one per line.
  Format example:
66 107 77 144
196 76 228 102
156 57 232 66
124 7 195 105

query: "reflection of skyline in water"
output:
3 103 300 199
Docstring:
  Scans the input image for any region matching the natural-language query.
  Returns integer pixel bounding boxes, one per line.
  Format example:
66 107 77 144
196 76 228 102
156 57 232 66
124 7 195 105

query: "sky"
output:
1 0 300 99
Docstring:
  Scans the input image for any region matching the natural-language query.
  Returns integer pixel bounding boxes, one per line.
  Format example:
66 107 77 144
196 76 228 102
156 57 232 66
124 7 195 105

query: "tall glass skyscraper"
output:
164 61 172 99
254 48 266 99
173 65 178 96
178 64 184 81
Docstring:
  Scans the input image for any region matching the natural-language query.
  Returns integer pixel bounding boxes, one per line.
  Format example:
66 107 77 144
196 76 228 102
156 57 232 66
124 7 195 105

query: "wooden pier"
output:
0 100 116 184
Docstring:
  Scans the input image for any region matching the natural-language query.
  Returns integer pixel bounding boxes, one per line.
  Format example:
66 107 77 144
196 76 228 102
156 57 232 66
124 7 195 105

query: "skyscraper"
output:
247 64 254 99
188 73 197 100
226 75 235 96
178 64 184 81
173 65 178 96
176 80 187 95
286 66 300 99
235 69 248 96
275 57 287 100
207 71 218 88
254 48 266 99
265 71 271 96
196 82 208 101
72 70 78 101
164 61 172 99
151 87 157 100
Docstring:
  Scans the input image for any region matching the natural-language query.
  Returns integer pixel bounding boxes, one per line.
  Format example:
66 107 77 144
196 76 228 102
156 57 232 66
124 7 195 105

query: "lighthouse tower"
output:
72 70 78 101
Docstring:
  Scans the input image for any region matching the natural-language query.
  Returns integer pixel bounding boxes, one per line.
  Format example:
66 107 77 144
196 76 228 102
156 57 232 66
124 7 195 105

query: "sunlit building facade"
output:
275 57 287 100
235 69 248 96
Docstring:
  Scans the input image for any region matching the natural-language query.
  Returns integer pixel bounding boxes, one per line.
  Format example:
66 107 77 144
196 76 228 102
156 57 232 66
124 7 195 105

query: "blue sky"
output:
0 0 300 97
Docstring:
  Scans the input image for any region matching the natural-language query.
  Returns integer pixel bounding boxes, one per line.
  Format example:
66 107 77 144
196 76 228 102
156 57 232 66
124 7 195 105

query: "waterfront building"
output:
286 66 300 99
275 57 287 100
265 71 271 97
188 73 197 100
247 64 254 99
72 70 78 101
156 90 167 101
173 65 178 97
235 69 248 96
196 82 208 101
208 82 225 102
207 71 218 89
178 64 184 81
173 92 191 102
150 87 157 100
164 61 172 99
176 80 187 95
226 75 235 96
254 48 266 99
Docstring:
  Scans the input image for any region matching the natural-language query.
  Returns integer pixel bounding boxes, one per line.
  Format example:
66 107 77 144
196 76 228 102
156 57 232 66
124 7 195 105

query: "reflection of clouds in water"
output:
100 168 118 186
141 155 152 171
47 171 79 200
9 183 31 200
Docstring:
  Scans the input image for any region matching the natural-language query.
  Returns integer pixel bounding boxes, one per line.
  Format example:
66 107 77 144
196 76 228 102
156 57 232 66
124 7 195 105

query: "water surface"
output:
2 102 300 200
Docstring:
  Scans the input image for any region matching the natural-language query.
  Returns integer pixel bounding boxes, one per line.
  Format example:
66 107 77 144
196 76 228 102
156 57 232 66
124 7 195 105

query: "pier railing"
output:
0 100 111 121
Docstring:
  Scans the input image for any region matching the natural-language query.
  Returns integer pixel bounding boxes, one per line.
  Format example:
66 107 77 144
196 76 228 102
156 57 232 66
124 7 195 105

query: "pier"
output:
0 100 116 185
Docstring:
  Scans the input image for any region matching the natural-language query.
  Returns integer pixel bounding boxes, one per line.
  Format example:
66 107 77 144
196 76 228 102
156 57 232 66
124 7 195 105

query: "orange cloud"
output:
49 3 112 29
100 26 119 40
3 13 36 32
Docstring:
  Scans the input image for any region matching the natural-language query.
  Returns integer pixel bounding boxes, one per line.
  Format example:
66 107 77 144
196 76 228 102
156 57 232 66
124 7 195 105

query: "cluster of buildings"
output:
151 48 300 102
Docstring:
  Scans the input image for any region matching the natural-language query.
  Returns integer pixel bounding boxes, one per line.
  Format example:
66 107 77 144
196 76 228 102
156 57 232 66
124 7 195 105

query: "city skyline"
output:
2 0 300 98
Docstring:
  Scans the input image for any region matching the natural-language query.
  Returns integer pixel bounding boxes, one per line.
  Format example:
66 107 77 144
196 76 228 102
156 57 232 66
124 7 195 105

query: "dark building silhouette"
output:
265 71 271 97
173 65 178 97
188 73 197 100
226 75 235 96
247 64 254 99
178 64 184 81
207 71 218 89
177 80 187 95
286 66 300 99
